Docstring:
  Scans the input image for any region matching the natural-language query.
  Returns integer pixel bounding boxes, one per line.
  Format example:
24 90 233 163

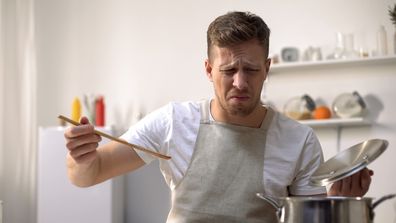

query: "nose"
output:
232 71 248 90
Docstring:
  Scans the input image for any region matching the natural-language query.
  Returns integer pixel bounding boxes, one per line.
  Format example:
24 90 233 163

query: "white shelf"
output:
270 55 396 74
299 117 370 128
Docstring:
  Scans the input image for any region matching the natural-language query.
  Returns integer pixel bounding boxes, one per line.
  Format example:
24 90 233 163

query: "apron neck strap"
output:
199 99 274 130
199 99 211 123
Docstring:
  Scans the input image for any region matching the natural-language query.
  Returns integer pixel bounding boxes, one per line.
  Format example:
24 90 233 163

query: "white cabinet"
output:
37 127 124 223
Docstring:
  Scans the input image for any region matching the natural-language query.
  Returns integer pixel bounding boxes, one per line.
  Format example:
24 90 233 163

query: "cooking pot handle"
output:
372 193 396 209
370 193 396 220
256 193 281 209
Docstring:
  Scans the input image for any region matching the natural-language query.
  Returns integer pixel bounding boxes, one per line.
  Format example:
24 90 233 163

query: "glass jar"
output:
332 91 366 118
284 94 316 120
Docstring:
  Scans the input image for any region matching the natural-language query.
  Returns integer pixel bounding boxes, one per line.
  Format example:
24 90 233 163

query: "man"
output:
64 11 371 222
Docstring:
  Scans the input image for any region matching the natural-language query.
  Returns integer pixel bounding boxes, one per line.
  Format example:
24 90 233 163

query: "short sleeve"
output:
288 130 327 195
119 104 171 164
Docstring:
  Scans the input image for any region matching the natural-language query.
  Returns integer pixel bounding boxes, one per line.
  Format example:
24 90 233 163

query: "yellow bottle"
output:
71 97 81 122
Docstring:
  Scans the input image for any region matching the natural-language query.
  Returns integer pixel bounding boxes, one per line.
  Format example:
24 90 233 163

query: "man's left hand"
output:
328 168 373 197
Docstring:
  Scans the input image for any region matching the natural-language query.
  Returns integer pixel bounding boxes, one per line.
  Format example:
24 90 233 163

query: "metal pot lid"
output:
310 139 388 186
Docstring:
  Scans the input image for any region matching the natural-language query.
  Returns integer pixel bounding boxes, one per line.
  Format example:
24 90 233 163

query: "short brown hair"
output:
207 11 270 60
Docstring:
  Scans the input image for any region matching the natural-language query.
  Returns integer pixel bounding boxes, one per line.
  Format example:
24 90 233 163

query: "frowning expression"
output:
205 39 271 117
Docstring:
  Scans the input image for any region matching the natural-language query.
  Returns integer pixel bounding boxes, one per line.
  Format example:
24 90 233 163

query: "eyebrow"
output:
219 60 260 69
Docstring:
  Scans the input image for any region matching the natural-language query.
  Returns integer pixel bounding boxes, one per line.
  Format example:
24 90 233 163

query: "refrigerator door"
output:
37 127 123 223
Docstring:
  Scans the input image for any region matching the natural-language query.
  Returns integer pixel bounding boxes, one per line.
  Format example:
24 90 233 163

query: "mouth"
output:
229 95 250 102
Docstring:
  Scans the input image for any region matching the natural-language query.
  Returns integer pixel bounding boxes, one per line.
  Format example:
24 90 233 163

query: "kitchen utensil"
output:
257 193 396 223
58 115 171 160
327 32 346 60
310 138 387 186
83 94 96 123
281 47 299 62
343 34 359 59
332 91 366 118
284 94 316 120
377 25 388 56
303 46 322 61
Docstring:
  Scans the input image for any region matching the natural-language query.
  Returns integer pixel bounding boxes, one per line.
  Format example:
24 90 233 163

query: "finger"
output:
64 124 95 138
350 171 362 196
73 150 97 164
66 134 101 150
69 142 99 159
328 181 341 196
341 176 351 195
79 116 90 125
361 167 370 177
64 116 92 138
360 168 372 195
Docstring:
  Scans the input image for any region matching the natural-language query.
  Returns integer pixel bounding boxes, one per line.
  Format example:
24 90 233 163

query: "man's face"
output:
205 39 271 117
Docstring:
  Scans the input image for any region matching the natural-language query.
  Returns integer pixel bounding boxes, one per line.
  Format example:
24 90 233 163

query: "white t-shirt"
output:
120 100 326 196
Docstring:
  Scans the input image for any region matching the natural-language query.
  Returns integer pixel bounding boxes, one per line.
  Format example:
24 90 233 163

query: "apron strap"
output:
199 99 274 129
259 106 274 130
199 99 211 123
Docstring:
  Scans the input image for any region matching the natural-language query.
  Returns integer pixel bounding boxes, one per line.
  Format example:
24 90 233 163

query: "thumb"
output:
79 116 90 125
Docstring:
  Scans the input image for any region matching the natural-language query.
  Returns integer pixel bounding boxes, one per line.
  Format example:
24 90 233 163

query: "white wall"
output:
35 0 396 129
35 0 396 222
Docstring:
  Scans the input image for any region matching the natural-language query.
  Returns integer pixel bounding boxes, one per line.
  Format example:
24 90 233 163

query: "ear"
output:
205 59 213 82
265 58 271 74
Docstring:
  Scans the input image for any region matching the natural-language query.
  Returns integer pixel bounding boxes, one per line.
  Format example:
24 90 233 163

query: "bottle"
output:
376 25 388 56
71 97 81 122
95 96 105 126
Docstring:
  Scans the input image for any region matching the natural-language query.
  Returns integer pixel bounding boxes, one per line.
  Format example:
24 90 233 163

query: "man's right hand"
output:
64 116 145 187
64 116 102 165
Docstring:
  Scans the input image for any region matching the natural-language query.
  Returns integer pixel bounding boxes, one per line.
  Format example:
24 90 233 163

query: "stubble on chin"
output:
219 98 259 117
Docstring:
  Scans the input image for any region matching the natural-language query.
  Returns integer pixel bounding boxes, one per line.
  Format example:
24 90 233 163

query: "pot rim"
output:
280 196 373 201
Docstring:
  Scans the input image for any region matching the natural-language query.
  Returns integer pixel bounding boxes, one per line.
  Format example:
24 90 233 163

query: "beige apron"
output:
167 100 277 223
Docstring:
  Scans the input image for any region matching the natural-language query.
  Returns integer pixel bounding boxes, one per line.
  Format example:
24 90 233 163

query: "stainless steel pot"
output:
257 193 396 223
256 139 393 223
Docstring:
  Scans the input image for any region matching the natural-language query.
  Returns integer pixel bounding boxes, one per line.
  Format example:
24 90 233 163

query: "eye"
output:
244 68 260 73
220 68 236 76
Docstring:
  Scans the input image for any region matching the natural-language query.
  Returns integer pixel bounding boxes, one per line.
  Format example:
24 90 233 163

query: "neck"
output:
210 100 267 128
